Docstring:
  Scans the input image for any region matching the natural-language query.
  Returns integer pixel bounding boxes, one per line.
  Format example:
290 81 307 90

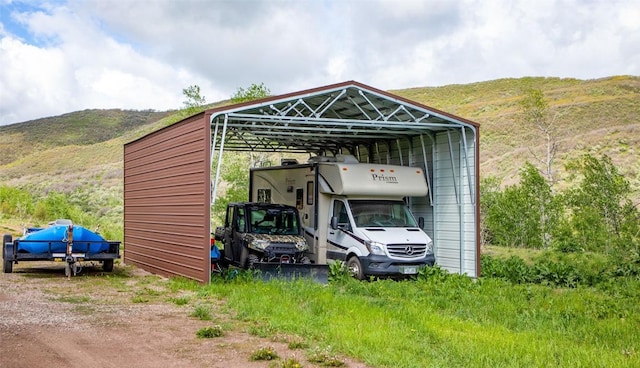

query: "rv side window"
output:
296 188 304 209
306 181 314 205
257 189 271 203
333 201 349 226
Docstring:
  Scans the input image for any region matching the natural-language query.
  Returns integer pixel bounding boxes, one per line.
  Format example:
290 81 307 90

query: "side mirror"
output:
418 217 425 229
330 216 339 230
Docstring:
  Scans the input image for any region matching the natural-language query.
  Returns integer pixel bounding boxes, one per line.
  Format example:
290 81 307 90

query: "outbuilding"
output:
124 81 480 283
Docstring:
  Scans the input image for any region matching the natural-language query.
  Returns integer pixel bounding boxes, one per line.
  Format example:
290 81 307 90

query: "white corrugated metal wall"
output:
432 129 477 276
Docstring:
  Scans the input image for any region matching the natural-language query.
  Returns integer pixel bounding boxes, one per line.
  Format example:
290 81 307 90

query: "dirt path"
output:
1 262 370 368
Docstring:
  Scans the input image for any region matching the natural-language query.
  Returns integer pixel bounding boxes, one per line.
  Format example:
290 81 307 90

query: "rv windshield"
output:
349 200 419 228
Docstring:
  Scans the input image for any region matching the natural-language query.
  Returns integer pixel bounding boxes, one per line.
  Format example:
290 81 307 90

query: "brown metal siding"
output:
124 114 211 283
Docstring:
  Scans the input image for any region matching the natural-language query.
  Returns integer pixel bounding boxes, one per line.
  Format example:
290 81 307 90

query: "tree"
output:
212 153 250 224
182 85 206 114
519 88 560 186
483 162 559 248
564 153 635 252
211 83 274 223
229 82 273 166
479 176 501 246
230 82 271 103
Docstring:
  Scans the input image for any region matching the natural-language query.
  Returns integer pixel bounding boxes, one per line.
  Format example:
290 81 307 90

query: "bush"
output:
482 250 639 287
250 346 279 361
196 325 224 338
481 254 534 284
327 261 351 284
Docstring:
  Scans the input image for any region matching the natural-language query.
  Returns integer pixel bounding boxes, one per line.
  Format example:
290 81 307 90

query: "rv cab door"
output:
327 199 350 259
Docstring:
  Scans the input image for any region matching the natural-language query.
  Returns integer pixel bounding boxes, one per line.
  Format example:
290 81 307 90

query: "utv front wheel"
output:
347 256 364 280
246 253 260 269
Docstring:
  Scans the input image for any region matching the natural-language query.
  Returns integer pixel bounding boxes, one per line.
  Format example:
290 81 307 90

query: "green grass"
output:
167 275 640 368
190 304 213 320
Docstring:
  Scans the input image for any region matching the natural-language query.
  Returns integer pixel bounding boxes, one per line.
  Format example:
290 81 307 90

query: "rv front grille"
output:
386 243 427 258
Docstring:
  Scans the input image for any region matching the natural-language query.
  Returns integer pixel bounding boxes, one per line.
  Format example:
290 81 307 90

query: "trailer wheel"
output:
3 259 11 273
347 256 364 280
3 234 13 273
102 259 114 272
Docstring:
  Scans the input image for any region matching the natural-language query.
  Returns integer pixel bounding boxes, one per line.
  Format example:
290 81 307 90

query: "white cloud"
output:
0 0 639 125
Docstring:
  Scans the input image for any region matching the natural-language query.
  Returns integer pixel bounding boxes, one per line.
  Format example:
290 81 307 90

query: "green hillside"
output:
392 75 640 193
1 75 638 217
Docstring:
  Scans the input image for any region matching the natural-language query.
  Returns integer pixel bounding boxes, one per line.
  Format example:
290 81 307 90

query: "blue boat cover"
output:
17 224 109 253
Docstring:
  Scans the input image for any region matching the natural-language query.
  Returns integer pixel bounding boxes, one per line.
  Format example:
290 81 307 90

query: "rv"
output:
249 154 435 279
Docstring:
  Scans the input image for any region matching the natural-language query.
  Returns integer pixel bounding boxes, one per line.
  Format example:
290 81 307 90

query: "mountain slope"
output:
1 76 639 202
393 75 640 192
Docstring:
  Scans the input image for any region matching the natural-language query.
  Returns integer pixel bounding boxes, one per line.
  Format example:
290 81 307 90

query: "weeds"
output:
131 295 149 303
168 296 189 306
273 357 303 368
190 305 212 320
196 325 224 338
481 251 640 287
250 346 279 361
327 260 350 284
307 347 345 367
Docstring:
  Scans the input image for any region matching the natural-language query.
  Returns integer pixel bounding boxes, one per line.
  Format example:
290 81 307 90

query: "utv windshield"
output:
248 208 300 235
349 200 419 228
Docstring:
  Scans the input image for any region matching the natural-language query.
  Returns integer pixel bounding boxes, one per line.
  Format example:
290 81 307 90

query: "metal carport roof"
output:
208 80 478 155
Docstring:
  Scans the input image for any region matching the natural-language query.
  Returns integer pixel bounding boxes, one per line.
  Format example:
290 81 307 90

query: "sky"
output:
0 0 639 126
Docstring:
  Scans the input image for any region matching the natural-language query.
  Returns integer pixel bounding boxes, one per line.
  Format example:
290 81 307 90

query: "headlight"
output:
426 240 434 254
250 239 270 251
365 240 386 255
295 240 308 251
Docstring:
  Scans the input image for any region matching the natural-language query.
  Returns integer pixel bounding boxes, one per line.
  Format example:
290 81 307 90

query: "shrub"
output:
328 260 350 284
190 305 212 320
277 357 304 368
481 254 534 284
306 347 345 367
196 325 224 338
250 346 279 361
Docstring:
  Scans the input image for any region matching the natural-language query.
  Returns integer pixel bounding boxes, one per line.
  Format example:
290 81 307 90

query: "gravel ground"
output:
0 261 371 368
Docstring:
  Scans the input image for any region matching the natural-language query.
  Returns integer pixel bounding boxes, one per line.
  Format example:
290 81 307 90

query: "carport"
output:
124 81 479 283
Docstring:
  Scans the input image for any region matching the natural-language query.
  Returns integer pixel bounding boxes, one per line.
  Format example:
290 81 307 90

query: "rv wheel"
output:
347 256 364 280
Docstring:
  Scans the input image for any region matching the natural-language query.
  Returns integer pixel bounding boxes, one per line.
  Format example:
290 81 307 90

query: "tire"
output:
3 260 11 273
246 253 260 269
3 234 13 273
347 256 365 280
102 259 114 272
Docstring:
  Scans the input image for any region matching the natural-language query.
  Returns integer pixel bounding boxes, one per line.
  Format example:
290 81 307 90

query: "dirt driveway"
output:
0 262 370 368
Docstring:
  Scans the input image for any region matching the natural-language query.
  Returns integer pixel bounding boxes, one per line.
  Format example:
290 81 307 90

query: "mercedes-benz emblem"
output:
405 246 414 255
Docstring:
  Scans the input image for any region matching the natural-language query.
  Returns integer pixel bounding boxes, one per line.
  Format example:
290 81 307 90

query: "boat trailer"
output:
3 220 121 277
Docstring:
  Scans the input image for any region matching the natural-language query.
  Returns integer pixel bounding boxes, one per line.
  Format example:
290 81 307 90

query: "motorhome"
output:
249 154 435 279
